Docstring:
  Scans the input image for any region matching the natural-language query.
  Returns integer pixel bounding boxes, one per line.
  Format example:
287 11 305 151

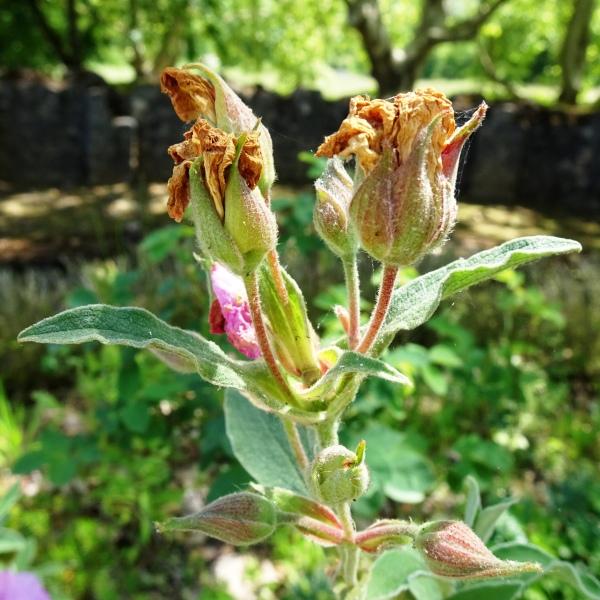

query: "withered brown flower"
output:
161 67 217 123
166 119 262 222
316 89 455 178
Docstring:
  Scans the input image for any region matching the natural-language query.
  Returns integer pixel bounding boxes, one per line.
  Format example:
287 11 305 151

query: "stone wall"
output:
1 78 599 216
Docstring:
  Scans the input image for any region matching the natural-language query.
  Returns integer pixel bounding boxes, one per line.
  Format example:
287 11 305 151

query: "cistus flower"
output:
157 492 277 545
0 571 50 600
415 520 542 579
316 91 487 266
161 64 275 194
209 262 261 359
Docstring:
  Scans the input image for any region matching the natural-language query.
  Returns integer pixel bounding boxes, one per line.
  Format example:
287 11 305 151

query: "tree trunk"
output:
558 0 595 104
345 0 509 95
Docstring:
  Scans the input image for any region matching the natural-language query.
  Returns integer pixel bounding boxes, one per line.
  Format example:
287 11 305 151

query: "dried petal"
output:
316 89 453 178
238 132 263 190
161 67 216 123
166 161 191 222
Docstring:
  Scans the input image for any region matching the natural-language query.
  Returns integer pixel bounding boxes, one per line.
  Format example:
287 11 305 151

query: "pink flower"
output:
0 571 51 600
209 263 261 359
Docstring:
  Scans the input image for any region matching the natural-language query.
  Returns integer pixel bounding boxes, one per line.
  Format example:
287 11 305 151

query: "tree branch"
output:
25 0 71 66
477 38 522 101
344 0 398 92
429 0 510 43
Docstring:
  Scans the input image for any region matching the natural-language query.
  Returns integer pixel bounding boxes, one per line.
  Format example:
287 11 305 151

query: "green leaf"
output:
363 547 428 600
17 305 317 422
298 348 411 404
119 400 150 434
381 236 581 339
0 483 20 525
350 425 434 504
0 528 26 555
422 364 448 395
408 573 449 600
474 497 517 543
446 581 523 600
18 305 407 424
12 450 45 475
493 542 600 599
429 344 463 368
224 390 311 494
464 475 481 527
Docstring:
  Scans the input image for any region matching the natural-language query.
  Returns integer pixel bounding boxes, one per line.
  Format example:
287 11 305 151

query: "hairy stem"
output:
244 270 292 398
283 418 309 472
342 257 361 349
267 249 289 305
264 189 289 305
316 419 339 449
356 265 398 354
338 502 359 587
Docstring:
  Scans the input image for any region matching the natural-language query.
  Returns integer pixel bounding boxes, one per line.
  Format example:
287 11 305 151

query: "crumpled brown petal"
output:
167 162 191 222
316 89 455 176
165 119 264 223
161 67 217 123
391 89 455 165
193 120 237 219
168 128 202 163
237 132 263 190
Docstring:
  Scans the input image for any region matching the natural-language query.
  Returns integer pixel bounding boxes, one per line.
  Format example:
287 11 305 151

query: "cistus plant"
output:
17 64 595 599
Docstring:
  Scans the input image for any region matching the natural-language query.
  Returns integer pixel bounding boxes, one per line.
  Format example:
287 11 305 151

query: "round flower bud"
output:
310 442 369 505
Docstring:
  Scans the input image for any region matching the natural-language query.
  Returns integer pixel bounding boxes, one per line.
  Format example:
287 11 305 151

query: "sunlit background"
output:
1 0 599 598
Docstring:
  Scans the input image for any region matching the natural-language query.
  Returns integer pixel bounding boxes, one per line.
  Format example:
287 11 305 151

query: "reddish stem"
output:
244 270 291 396
356 265 398 354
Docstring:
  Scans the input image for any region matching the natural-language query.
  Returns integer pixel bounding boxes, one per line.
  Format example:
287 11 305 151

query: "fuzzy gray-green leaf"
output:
381 236 581 339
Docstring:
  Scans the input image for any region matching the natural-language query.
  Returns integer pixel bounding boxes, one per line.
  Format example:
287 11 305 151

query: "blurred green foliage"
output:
2 0 599 101
0 210 597 597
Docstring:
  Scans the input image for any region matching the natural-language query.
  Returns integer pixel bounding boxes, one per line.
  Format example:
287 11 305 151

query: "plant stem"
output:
342 257 361 349
283 418 309 472
337 502 359 587
264 189 289 305
244 270 291 398
356 265 398 355
316 419 339 448
267 249 289 305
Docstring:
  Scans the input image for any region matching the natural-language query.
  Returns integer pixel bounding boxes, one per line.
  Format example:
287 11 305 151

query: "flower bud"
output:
157 492 277 546
314 157 358 258
355 519 418 553
310 441 369 505
258 262 321 385
317 91 486 266
415 520 542 579
223 138 278 273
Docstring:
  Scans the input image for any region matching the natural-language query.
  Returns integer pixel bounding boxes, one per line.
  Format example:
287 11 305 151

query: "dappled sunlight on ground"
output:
1 184 598 264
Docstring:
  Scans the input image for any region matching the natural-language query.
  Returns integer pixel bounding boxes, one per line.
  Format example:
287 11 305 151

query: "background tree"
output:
344 0 510 94
558 0 596 104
